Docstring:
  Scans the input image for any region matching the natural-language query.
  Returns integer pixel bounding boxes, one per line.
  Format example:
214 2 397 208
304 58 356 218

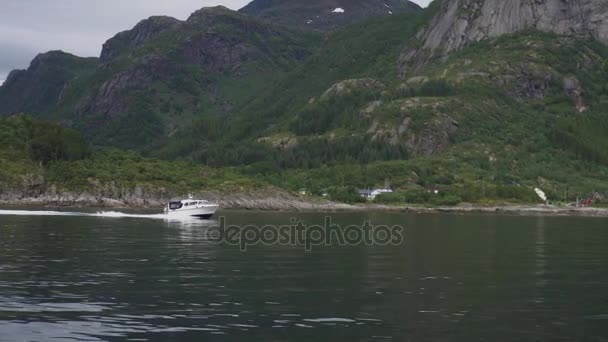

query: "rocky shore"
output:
0 186 353 211
380 204 608 218
2 175 607 217
2 188 608 218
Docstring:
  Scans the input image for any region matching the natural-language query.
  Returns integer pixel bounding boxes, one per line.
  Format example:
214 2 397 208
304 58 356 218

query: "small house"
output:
359 188 393 201
358 189 374 200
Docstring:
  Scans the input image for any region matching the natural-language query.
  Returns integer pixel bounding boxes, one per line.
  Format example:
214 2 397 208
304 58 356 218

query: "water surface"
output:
1 210 607 341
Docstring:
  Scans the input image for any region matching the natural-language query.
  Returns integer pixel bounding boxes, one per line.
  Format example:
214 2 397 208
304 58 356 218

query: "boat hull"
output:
166 205 219 219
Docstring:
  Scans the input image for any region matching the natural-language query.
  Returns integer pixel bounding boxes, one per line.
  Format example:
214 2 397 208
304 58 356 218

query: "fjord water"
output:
1 210 607 341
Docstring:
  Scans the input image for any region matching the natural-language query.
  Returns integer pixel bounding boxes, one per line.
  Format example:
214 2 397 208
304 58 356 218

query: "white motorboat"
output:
164 195 219 219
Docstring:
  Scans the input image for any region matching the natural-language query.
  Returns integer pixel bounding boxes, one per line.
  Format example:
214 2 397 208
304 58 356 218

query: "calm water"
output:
1 209 607 341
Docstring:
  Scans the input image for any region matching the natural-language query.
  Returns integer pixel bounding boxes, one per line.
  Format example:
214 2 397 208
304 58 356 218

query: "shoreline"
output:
383 204 608 218
2 196 608 218
3 179 606 218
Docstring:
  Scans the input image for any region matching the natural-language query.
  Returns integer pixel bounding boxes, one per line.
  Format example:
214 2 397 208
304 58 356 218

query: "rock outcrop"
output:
404 114 459 156
74 54 168 124
563 76 588 112
399 0 608 74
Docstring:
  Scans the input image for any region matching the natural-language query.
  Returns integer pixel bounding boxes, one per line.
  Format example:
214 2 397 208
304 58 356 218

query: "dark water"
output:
1 209 608 341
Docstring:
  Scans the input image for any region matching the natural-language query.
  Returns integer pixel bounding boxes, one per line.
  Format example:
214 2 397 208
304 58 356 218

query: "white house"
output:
359 188 393 201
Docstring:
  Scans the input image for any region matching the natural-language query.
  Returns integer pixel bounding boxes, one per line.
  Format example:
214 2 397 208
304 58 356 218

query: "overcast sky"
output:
0 0 432 84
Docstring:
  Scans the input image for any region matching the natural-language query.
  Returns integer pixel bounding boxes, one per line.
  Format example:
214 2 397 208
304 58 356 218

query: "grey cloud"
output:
0 0 431 80
0 42 38 77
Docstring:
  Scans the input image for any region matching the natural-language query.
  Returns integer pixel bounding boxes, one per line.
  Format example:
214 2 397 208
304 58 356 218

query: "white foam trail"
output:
0 209 163 219
92 211 168 219
0 209 213 224
0 210 82 217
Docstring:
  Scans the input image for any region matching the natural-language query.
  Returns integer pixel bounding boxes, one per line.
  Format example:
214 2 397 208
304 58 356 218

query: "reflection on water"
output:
534 218 548 293
1 211 608 341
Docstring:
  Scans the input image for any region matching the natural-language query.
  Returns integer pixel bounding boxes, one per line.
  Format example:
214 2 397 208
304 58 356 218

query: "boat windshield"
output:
169 202 183 210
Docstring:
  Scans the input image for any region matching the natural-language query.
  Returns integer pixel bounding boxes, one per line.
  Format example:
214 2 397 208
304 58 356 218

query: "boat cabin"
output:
168 202 183 210
168 199 212 210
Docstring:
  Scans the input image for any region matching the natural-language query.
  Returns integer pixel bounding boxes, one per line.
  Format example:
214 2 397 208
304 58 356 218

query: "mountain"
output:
240 0 422 30
70 7 318 147
1 0 608 202
399 0 608 74
152 10 429 162
0 2 428 150
197 0 608 197
0 6 319 149
0 51 97 118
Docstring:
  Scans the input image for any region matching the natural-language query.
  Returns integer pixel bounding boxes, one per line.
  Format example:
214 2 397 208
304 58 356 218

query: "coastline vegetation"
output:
1 115 606 207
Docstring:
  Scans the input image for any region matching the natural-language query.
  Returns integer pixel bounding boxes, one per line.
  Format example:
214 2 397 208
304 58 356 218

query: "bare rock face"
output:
74 54 168 123
404 114 459 156
563 76 588 112
399 0 608 74
491 63 554 101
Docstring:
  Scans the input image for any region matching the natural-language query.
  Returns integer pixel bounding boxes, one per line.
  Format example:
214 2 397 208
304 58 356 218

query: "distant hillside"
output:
0 6 319 149
1 0 608 202
0 52 98 119
240 0 422 30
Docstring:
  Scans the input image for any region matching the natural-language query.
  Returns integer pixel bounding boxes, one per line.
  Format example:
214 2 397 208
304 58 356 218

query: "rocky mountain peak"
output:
99 7 246 63
185 6 252 28
239 0 422 30
187 5 234 20
399 0 608 74
3 50 95 88
100 16 182 62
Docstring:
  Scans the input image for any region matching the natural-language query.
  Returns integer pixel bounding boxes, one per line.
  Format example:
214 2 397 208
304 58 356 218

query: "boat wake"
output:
0 209 214 223
92 211 168 220
0 209 84 217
